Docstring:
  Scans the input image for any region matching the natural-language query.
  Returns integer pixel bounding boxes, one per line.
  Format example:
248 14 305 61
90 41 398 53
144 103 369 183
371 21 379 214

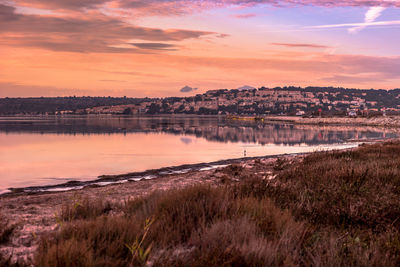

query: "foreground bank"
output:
2 141 400 266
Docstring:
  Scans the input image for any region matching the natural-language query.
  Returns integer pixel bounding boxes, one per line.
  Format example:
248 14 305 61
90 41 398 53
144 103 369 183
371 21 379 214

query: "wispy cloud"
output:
11 0 400 14
233 13 256 19
309 20 400 30
110 1 400 17
99 79 127 82
130 42 176 50
271 42 330 49
308 5 396 33
349 6 386 33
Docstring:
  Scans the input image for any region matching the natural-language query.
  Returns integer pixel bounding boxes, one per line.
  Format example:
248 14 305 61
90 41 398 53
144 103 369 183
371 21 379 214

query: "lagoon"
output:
0 115 397 193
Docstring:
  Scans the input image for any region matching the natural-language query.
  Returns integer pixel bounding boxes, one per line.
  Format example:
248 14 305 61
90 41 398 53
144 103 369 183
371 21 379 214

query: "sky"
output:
0 0 400 97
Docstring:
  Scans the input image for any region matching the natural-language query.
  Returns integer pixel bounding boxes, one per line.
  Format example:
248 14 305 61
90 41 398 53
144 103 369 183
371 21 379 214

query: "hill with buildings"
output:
2 86 400 116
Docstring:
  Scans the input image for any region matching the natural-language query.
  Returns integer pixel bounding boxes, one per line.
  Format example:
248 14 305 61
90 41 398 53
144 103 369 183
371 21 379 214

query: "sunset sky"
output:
1 0 400 97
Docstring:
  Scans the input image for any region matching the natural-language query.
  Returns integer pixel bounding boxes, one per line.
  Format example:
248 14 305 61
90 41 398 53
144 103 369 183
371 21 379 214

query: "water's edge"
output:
2 143 360 197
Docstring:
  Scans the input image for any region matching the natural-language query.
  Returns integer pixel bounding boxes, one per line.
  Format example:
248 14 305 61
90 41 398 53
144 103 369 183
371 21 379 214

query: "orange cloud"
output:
271 43 330 49
0 4 216 53
1 0 399 97
1 45 400 97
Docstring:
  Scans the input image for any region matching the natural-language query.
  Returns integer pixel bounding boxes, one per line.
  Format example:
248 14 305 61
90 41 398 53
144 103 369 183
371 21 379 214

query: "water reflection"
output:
0 115 397 145
180 137 193 145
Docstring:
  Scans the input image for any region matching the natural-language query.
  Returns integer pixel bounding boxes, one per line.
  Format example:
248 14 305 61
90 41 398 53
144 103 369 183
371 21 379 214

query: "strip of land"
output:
232 115 400 127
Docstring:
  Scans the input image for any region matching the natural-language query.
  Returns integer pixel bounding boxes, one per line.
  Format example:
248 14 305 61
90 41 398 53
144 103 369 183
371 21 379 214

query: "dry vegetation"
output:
3 141 400 266
0 213 16 246
0 213 21 266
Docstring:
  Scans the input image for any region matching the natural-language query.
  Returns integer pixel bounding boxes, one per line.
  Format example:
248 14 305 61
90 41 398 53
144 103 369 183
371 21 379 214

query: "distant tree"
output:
194 95 202 102
147 103 161 114
122 107 133 115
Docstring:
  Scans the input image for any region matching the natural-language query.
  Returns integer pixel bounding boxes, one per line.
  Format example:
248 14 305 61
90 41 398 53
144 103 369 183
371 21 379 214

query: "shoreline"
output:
1 152 314 197
0 151 307 262
229 115 400 128
0 139 394 263
4 113 400 128
2 142 360 197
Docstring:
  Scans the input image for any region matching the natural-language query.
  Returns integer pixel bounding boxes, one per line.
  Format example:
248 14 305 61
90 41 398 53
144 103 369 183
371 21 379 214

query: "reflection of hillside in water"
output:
0 116 398 145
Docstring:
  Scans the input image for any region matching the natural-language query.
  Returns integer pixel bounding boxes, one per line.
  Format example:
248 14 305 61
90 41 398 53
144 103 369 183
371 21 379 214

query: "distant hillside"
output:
2 86 400 115
0 96 151 115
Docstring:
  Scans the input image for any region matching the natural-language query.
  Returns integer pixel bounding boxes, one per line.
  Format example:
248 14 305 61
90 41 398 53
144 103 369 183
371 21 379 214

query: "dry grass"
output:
267 141 400 231
0 213 24 267
0 212 17 245
36 186 316 266
26 141 400 266
0 255 27 267
0 254 13 267
59 195 113 222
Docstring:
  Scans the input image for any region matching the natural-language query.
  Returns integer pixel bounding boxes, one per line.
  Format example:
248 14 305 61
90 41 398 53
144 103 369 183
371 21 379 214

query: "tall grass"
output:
36 186 315 266
32 141 400 266
58 195 112 222
267 142 400 231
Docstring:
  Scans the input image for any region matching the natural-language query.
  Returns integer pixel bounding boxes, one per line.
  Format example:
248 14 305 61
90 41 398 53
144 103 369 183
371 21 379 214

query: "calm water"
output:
0 115 398 193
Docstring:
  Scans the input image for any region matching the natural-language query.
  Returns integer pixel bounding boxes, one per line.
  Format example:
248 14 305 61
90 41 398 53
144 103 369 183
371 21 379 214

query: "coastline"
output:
1 139 397 263
0 151 307 262
1 133 397 263
4 113 400 128
2 142 359 197
2 153 310 196
229 115 400 128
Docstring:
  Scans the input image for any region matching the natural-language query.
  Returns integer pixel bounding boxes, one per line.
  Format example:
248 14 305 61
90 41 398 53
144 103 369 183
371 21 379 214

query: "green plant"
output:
125 217 154 267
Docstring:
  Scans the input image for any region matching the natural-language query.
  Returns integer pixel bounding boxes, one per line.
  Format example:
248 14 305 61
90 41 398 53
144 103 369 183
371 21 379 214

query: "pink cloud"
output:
271 43 330 49
11 0 400 13
233 13 257 19
0 3 216 53
115 1 400 17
